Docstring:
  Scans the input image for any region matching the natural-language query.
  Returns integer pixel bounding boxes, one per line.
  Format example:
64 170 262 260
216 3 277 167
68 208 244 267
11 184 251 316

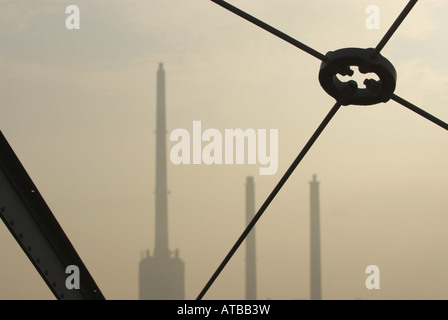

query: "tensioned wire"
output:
197 101 342 300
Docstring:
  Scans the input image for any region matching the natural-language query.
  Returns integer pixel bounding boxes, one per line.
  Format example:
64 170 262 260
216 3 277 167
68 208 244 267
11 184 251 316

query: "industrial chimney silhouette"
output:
139 63 185 300
245 176 256 300
310 174 321 300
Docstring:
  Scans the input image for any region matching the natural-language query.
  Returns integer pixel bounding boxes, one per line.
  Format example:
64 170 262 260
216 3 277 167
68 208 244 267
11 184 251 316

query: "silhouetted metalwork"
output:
310 175 321 300
0 131 104 300
319 47 396 106
200 0 446 299
391 94 448 131
139 63 185 300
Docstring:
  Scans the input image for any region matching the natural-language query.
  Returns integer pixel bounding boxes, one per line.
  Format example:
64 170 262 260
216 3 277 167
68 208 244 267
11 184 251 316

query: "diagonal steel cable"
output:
209 0 327 61
372 0 418 58
197 101 342 300
391 93 448 131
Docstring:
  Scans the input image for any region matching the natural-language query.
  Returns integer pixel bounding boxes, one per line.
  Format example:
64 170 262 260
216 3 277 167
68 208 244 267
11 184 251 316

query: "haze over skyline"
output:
0 0 447 300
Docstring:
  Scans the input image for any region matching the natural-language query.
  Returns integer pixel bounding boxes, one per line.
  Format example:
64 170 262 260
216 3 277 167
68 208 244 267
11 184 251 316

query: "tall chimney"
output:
139 63 185 300
245 176 256 300
154 62 169 258
310 174 322 300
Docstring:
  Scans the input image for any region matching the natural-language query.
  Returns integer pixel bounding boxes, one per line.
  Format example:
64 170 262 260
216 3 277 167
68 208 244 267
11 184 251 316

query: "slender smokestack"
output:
139 63 184 300
310 174 322 300
245 176 256 300
154 62 169 258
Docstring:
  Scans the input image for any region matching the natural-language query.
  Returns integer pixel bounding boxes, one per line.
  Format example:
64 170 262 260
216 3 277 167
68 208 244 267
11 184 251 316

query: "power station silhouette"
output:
139 63 185 300
138 63 322 300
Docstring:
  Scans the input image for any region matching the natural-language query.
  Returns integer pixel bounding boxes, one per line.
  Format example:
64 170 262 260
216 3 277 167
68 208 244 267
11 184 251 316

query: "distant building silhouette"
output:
139 63 185 300
245 176 256 300
310 174 321 300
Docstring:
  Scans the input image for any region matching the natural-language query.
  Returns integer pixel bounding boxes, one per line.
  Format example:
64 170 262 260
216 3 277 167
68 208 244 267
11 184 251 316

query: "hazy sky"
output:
0 0 447 300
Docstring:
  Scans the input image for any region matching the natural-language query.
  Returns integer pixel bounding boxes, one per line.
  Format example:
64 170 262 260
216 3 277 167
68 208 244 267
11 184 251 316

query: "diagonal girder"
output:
0 131 105 300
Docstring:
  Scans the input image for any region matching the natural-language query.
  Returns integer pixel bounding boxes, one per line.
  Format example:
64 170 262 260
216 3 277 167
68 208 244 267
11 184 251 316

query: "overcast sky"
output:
0 0 447 300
